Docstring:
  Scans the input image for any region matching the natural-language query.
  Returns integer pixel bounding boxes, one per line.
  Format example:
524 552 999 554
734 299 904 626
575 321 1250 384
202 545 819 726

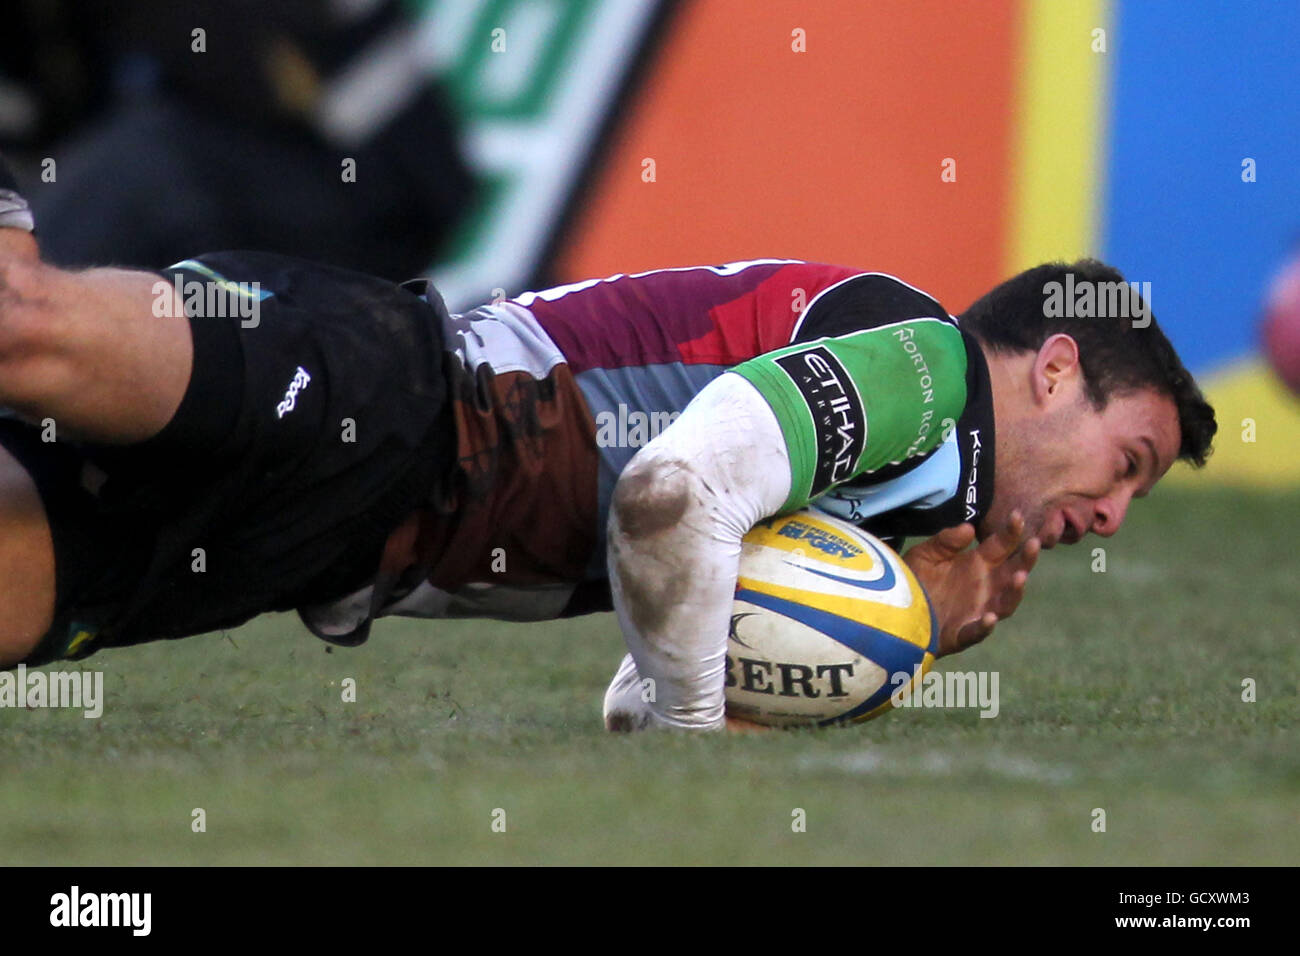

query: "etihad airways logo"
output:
774 346 866 497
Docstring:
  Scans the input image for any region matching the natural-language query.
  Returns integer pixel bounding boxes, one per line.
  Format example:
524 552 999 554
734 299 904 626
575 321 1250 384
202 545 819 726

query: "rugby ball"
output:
1263 249 1300 395
725 509 938 727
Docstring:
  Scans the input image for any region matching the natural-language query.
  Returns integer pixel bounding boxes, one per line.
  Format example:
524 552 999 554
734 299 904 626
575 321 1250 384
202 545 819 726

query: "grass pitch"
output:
2 486 1297 865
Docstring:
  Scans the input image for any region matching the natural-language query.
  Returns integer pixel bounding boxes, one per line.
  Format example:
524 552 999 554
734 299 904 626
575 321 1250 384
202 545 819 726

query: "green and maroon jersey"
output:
305 259 996 638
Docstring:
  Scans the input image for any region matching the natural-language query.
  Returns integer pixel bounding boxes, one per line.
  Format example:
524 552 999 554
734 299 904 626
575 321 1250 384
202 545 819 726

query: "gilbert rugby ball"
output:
726 509 938 727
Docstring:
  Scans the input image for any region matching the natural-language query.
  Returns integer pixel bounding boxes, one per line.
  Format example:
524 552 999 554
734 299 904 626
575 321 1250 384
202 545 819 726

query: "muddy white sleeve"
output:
604 371 792 731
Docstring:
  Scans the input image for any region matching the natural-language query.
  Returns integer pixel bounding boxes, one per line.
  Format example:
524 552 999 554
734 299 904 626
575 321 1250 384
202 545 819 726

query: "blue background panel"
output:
1104 0 1300 373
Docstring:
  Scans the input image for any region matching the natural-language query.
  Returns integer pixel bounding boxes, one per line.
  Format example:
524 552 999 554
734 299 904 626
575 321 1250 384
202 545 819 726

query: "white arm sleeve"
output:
604 371 792 731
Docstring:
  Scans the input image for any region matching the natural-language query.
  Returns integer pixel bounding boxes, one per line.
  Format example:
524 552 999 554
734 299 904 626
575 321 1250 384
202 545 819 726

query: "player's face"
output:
985 386 1181 549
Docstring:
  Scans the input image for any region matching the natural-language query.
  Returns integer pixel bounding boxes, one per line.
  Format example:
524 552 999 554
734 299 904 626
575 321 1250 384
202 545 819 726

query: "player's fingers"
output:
993 536 1040 588
725 715 772 734
909 523 975 561
934 522 976 555
978 510 1025 565
993 569 1029 618
955 611 998 651
1017 535 1042 572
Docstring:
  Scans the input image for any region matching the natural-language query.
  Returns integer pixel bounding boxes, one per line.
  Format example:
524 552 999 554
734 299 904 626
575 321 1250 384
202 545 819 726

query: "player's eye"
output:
1125 454 1138 478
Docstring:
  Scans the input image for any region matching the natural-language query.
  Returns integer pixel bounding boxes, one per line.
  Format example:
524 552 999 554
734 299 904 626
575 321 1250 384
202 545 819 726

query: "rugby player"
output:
0 160 1215 731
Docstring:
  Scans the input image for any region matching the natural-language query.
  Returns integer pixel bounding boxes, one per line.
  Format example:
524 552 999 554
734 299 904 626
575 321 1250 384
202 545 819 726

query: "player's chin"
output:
1027 509 1060 549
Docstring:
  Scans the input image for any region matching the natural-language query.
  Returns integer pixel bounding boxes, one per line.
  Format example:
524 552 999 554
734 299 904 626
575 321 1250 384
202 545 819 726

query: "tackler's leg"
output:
0 172 192 663
0 443 55 665
0 231 194 445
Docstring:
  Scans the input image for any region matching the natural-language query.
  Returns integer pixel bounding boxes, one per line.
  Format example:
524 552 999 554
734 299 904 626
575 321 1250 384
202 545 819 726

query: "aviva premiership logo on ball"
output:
727 509 938 727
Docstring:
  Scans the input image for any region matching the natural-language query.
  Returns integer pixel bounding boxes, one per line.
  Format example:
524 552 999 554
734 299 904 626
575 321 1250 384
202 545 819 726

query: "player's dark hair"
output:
958 259 1217 466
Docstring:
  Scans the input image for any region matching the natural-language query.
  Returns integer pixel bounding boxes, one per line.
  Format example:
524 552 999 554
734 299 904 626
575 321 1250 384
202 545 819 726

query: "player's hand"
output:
724 715 771 733
901 511 1040 657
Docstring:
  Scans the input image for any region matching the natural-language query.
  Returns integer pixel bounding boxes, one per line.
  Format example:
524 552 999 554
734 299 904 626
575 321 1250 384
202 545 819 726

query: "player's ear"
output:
1030 333 1082 405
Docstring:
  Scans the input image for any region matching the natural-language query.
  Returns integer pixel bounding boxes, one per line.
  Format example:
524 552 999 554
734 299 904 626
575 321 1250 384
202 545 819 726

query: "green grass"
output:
3 486 1297 865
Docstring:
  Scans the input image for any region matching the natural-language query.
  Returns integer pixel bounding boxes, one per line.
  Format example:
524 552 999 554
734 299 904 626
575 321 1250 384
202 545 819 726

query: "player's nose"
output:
1090 491 1132 538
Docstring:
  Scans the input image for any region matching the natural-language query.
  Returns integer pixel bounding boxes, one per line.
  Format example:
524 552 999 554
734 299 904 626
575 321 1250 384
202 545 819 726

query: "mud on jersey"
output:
307 259 996 636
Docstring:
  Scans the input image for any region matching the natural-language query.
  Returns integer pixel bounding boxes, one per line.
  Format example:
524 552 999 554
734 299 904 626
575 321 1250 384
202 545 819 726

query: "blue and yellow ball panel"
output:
727 510 937 727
